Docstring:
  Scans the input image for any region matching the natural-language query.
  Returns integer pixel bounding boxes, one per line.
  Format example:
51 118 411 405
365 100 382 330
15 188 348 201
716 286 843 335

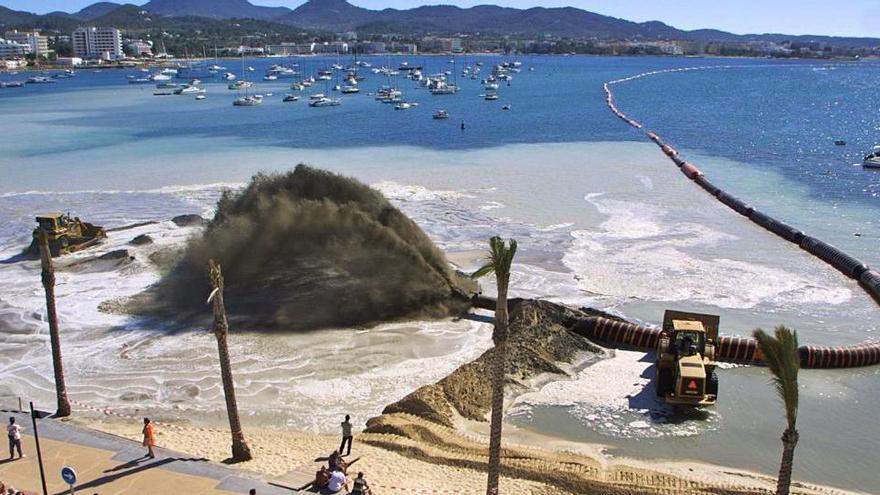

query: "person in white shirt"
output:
327 469 348 493
7 417 23 460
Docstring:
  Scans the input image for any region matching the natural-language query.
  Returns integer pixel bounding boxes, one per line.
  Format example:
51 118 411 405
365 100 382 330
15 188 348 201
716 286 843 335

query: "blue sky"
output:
9 0 880 37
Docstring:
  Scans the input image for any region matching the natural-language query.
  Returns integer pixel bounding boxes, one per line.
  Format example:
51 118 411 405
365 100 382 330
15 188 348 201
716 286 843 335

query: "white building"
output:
56 57 83 66
0 38 27 59
4 30 49 57
126 39 153 56
72 27 123 60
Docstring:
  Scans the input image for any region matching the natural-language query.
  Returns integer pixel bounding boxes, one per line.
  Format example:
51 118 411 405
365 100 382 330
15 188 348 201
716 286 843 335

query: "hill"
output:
142 0 290 21
1 0 879 49
73 2 123 20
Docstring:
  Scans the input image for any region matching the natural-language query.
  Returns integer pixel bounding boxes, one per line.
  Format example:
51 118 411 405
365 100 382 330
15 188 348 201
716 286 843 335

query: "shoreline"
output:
65 409 853 495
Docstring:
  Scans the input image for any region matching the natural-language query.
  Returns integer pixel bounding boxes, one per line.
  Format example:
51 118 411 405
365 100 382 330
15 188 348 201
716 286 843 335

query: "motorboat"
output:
228 80 253 90
264 75 278 81
485 91 499 101
195 94 207 100
152 73 172 81
341 85 360 94
128 76 152 84
309 96 341 107
394 102 412 110
156 82 181 89
0 81 25 88
223 72 237 80
502 104 512 110
233 95 263 106
309 93 327 100
176 85 205 95
283 94 300 102
433 110 449 120
864 146 880 169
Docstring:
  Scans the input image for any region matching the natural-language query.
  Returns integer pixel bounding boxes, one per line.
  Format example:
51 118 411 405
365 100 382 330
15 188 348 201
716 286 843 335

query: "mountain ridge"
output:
1 0 878 48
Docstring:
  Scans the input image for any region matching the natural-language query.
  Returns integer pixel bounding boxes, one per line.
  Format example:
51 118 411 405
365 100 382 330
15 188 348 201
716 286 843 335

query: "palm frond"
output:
754 326 800 429
471 236 517 280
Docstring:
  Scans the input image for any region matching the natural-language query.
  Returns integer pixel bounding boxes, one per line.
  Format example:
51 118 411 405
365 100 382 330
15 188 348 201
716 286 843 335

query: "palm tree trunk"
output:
38 232 71 417
485 279 509 495
211 268 253 462
776 427 799 495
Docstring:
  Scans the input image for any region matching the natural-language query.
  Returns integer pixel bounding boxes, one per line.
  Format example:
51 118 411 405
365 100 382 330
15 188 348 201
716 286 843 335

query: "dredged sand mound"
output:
130 165 474 330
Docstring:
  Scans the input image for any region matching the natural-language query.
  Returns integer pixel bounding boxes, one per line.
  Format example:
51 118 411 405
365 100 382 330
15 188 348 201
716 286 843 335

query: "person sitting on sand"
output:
142 418 156 459
314 466 331 489
350 472 371 495
327 469 348 494
328 451 347 474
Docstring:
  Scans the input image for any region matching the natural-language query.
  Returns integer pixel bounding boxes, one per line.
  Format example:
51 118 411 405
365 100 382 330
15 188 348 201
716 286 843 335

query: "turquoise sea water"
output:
1 55 879 492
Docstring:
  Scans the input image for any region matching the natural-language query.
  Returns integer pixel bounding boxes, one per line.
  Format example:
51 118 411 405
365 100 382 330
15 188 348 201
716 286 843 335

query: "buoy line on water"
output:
600 65 880 369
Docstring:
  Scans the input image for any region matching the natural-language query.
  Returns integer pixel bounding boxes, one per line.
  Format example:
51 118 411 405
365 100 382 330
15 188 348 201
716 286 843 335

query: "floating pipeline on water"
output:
603 66 880 307
590 67 880 368
470 298 880 368
572 317 880 369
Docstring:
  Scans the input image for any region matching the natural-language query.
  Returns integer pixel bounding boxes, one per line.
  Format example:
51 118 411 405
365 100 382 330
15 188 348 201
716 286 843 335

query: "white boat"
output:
309 96 341 107
160 68 178 75
484 91 499 101
332 84 341 92
283 94 300 102
309 93 327 100
208 64 226 72
229 80 253 90
223 72 237 80
502 104 512 110
433 110 449 120
341 85 360 94
176 85 205 95
394 102 412 110
864 146 880 169
485 82 499 90
264 75 278 81
233 95 263 106
151 73 172 81
195 94 206 100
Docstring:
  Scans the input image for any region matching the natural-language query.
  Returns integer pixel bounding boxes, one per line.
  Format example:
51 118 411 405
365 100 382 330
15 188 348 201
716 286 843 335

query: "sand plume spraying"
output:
134 165 473 330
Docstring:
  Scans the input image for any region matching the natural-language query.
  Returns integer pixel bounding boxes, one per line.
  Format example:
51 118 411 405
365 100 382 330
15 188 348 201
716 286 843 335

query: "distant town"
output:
2 0 879 70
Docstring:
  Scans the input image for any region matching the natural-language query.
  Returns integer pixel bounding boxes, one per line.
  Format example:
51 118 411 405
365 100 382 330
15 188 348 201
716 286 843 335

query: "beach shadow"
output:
0 251 37 265
103 455 149 473
631 361 711 424
56 457 178 495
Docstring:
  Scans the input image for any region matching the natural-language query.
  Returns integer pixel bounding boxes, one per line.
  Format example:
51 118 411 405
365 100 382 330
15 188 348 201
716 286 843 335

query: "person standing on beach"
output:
142 418 156 458
7 417 22 460
339 415 353 456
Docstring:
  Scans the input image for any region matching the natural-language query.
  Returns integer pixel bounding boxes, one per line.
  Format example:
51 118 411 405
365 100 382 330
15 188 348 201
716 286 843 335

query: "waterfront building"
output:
4 30 49 57
72 27 124 60
0 38 27 59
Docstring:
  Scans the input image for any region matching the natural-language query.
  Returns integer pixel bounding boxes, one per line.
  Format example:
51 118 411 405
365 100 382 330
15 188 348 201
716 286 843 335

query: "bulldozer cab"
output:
663 310 719 344
671 320 705 357
36 213 67 233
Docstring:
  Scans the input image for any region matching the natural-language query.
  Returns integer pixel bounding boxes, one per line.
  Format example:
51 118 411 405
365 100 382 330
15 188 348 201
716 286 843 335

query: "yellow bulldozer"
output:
30 213 107 257
655 310 719 406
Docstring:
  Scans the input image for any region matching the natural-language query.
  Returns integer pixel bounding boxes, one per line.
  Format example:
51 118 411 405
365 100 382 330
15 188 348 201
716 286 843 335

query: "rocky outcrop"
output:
129 234 154 246
171 214 207 227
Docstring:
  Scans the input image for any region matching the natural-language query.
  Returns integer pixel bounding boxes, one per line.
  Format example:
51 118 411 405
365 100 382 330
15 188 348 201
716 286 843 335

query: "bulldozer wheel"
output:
707 369 719 396
656 367 673 397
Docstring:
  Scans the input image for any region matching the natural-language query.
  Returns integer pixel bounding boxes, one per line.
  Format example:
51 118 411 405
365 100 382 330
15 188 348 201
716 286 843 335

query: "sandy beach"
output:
65 410 855 495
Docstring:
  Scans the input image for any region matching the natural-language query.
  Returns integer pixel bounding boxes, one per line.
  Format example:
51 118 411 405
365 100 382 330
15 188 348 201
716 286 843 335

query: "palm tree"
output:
753 326 800 495
208 260 253 462
38 231 71 417
471 236 517 495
